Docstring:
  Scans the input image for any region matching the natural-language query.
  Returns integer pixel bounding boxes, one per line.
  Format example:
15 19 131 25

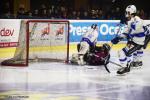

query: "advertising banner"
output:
1 19 150 47
29 22 67 46
69 20 150 42
0 19 21 48
69 20 123 42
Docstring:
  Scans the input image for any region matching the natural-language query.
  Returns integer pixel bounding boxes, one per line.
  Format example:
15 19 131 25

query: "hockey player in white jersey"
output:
71 24 98 65
111 5 146 74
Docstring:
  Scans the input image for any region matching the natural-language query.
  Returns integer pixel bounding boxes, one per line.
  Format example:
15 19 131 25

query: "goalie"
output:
71 24 99 65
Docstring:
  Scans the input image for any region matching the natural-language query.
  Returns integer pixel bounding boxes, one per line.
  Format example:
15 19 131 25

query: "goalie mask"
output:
91 24 97 30
125 5 136 18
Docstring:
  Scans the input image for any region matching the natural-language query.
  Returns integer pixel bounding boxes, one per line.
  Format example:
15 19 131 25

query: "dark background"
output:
0 0 149 19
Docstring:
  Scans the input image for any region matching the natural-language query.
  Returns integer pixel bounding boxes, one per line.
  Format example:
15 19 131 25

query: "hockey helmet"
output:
103 43 111 51
91 24 97 30
125 5 136 17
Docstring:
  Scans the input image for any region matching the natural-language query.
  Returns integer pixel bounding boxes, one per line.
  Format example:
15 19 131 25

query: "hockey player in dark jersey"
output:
71 43 111 73
84 43 110 66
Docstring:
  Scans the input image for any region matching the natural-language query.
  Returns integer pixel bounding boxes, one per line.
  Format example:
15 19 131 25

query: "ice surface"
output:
0 50 150 100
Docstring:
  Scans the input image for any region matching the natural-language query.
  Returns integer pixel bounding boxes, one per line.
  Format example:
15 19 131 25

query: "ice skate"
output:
117 63 131 75
130 61 143 68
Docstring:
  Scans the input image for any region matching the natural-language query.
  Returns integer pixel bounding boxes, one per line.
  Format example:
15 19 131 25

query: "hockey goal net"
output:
1 20 69 66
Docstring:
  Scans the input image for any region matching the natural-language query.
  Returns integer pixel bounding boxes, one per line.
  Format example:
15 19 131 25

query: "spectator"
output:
47 8 52 18
61 11 67 19
1 0 150 20
0 11 14 19
98 9 104 19
32 9 39 18
69 10 77 19
17 4 26 18
90 10 99 19
39 4 48 18
114 7 122 19
82 11 89 19
76 11 81 19
26 11 33 18
0 1 14 18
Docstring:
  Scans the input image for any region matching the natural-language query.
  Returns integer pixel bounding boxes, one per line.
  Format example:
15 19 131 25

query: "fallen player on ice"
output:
70 43 111 73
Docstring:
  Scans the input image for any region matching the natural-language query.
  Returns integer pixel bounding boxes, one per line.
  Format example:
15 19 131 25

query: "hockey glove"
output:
120 17 127 25
111 37 123 44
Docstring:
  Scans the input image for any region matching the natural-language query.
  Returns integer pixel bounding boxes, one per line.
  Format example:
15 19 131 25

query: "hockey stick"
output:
103 56 111 73
94 54 123 71
101 23 124 73
108 60 123 68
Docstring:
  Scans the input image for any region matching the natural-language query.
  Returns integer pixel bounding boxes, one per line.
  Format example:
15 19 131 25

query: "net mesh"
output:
1 20 69 66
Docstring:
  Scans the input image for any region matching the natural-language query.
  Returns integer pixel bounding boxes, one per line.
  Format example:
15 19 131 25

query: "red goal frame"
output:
1 20 70 66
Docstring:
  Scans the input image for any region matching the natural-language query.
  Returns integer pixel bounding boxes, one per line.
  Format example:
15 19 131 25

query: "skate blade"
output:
131 66 142 69
116 72 130 76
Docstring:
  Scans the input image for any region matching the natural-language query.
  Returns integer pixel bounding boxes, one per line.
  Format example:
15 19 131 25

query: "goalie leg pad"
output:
78 55 86 65
78 42 89 55
70 53 79 64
